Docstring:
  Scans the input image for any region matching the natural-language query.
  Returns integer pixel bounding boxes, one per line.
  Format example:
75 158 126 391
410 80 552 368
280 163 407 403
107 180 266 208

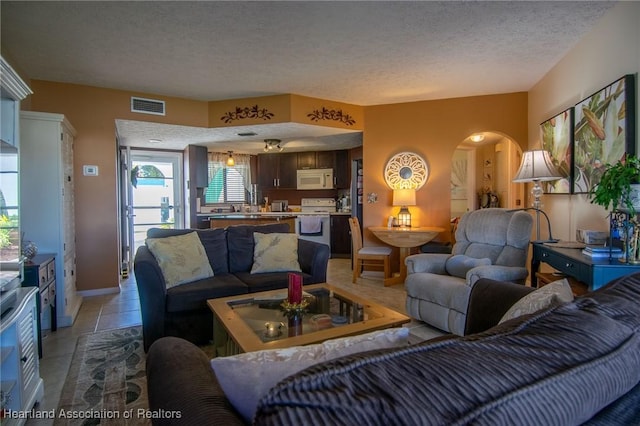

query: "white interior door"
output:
121 149 183 273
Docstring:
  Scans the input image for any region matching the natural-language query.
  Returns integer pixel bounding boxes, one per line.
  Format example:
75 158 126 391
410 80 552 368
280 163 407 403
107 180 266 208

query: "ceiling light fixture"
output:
263 139 283 152
226 151 235 167
470 134 485 143
148 138 162 144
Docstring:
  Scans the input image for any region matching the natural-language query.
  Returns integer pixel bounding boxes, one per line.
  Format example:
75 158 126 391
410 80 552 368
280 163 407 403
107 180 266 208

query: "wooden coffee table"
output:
207 283 410 356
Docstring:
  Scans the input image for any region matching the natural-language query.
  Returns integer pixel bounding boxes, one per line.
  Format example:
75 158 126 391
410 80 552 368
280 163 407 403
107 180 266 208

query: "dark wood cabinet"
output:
278 153 298 188
330 215 351 258
335 150 350 188
316 151 335 169
257 153 297 189
23 253 57 358
188 145 209 188
297 152 316 169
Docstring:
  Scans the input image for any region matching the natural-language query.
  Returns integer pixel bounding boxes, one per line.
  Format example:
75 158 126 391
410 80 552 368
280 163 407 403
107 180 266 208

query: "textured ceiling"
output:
1 1 615 153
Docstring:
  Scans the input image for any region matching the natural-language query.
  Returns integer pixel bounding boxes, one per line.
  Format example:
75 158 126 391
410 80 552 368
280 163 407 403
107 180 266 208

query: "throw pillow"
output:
445 254 491 278
146 231 214 289
210 327 410 423
498 278 573 324
250 232 301 274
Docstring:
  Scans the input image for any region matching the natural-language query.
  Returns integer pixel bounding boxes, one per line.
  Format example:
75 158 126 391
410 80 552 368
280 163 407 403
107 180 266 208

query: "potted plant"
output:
590 154 640 215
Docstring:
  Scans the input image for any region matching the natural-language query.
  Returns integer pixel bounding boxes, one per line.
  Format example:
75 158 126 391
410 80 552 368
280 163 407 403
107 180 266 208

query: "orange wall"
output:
24 79 527 292
362 93 528 254
27 81 209 291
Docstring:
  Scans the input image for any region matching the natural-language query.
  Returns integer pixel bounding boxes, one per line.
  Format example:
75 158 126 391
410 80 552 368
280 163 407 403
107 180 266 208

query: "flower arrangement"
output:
280 298 310 319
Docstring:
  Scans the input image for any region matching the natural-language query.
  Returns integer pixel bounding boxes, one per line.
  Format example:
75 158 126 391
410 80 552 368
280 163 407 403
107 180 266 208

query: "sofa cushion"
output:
165 274 248 312
211 327 410 423
251 232 301 274
256 275 640 424
499 278 573 324
445 254 491 279
146 232 214 288
147 227 229 274
227 223 291 273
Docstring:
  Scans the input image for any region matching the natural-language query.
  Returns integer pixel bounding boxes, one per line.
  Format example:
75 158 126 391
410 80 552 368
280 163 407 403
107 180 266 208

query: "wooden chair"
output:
348 217 392 283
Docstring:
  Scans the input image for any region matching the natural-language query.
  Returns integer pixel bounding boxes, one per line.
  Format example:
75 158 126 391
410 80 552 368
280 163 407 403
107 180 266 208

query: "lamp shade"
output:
512 150 562 183
393 188 416 206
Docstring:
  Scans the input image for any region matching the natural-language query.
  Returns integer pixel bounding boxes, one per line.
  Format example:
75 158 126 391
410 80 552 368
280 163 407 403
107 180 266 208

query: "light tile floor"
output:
29 258 444 425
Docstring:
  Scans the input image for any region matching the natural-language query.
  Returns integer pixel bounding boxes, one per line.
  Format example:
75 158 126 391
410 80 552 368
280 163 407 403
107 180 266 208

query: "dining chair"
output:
348 217 392 283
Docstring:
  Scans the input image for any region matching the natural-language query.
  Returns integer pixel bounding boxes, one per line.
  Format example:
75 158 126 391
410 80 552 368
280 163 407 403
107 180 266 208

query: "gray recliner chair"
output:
405 208 533 335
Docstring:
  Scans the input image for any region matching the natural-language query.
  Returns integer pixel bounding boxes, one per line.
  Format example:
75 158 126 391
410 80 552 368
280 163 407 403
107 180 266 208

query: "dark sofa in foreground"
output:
134 223 330 351
146 273 640 425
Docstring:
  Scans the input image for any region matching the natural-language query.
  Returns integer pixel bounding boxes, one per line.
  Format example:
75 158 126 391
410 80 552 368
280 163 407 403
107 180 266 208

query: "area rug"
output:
55 326 150 426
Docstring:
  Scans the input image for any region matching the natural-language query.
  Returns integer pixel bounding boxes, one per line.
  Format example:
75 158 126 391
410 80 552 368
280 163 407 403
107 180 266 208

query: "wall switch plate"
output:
83 165 99 176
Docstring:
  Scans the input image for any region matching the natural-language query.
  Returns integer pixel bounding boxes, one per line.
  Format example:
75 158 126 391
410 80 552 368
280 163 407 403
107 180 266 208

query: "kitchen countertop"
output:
198 211 352 217
207 214 298 219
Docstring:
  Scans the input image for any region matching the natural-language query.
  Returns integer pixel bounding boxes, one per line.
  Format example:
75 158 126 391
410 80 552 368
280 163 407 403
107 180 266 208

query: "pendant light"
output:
226 151 235 167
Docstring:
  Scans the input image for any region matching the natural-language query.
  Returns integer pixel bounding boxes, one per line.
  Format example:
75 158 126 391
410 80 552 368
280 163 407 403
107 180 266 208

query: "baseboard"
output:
77 286 120 297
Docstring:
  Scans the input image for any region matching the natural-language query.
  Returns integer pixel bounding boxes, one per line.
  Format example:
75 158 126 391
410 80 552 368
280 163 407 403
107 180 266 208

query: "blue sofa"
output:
146 273 640 425
134 223 330 351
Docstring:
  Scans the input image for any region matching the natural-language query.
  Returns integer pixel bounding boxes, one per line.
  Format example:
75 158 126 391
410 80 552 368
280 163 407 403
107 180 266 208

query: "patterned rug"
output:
55 326 150 426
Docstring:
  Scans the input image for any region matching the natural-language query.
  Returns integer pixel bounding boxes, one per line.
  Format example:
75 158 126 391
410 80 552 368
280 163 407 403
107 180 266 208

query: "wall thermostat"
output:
83 165 99 176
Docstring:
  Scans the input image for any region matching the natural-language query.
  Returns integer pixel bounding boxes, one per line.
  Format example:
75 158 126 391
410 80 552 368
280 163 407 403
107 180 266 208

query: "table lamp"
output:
393 188 416 227
512 150 561 241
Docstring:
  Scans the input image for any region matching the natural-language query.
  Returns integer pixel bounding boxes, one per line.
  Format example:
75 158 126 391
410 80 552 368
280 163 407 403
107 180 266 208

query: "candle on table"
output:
288 273 302 304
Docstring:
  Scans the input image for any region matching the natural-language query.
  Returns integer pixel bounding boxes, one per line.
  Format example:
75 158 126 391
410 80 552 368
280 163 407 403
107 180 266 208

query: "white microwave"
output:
296 168 333 190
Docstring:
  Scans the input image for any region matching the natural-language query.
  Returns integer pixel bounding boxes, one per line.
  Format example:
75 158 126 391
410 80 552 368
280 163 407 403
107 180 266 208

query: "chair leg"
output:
352 258 359 283
383 257 391 279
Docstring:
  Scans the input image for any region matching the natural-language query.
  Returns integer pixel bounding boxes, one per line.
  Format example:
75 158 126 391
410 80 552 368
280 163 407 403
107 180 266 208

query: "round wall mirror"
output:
384 152 428 189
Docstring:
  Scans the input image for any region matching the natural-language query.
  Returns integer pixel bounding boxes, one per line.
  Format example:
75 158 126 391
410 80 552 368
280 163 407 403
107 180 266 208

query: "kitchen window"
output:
204 152 252 204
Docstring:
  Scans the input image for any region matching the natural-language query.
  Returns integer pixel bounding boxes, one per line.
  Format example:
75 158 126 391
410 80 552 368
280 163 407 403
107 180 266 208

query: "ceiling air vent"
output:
131 97 165 116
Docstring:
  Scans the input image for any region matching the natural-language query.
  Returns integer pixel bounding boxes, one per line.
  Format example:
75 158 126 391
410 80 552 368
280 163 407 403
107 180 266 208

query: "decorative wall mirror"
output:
384 151 428 189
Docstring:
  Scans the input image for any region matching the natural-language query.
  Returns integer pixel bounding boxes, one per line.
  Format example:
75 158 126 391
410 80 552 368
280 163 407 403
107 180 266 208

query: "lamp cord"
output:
507 207 557 242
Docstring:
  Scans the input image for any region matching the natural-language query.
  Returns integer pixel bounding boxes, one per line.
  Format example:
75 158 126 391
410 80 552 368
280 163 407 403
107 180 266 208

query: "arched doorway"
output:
450 132 523 219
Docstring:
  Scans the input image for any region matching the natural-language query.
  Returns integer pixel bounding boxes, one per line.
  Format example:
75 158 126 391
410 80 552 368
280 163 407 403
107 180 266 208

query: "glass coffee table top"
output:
208 283 410 355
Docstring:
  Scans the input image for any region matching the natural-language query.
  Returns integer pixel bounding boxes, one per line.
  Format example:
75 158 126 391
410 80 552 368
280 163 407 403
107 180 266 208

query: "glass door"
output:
120 149 183 276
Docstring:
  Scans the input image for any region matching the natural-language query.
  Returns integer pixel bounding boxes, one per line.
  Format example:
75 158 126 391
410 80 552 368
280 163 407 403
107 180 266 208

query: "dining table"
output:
368 226 445 286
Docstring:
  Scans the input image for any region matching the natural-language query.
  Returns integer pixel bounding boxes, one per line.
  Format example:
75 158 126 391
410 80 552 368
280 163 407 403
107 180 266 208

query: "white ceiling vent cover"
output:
131 97 165 116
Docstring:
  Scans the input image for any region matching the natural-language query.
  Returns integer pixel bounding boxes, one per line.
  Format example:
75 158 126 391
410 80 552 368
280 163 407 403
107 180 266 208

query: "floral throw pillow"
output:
250 232 301 273
499 278 573 324
146 231 214 288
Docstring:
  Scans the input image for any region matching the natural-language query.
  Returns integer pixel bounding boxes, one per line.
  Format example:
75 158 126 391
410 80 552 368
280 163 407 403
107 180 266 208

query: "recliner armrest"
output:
464 278 534 335
405 253 450 274
466 265 529 286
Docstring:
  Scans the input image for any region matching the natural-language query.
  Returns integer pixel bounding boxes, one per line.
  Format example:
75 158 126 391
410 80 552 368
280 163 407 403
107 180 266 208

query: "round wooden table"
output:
369 226 445 286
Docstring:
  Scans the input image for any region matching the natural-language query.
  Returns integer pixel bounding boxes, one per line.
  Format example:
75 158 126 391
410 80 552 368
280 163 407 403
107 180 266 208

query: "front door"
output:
120 149 183 276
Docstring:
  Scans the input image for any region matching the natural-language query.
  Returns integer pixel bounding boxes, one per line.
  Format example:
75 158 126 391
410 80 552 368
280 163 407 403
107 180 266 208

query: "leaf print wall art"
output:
540 107 574 194
573 75 636 194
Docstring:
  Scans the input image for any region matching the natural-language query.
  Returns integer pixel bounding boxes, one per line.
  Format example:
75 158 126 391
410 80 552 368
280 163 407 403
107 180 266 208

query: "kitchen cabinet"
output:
20 111 82 328
23 254 58 358
0 288 44 424
330 214 351 258
296 151 336 170
335 150 350 188
188 145 209 188
317 151 336 169
257 153 297 189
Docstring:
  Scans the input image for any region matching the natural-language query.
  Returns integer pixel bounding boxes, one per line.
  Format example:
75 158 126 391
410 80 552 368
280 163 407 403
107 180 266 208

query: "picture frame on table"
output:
540 107 573 194
572 74 636 194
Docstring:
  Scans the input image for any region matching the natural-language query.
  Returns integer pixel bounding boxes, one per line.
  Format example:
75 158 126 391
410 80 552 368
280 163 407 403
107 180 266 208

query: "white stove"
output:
296 198 335 249
300 198 336 213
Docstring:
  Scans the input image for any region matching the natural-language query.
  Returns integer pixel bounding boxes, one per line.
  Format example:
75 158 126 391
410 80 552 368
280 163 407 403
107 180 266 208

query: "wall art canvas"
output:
573 74 636 193
540 107 573 194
